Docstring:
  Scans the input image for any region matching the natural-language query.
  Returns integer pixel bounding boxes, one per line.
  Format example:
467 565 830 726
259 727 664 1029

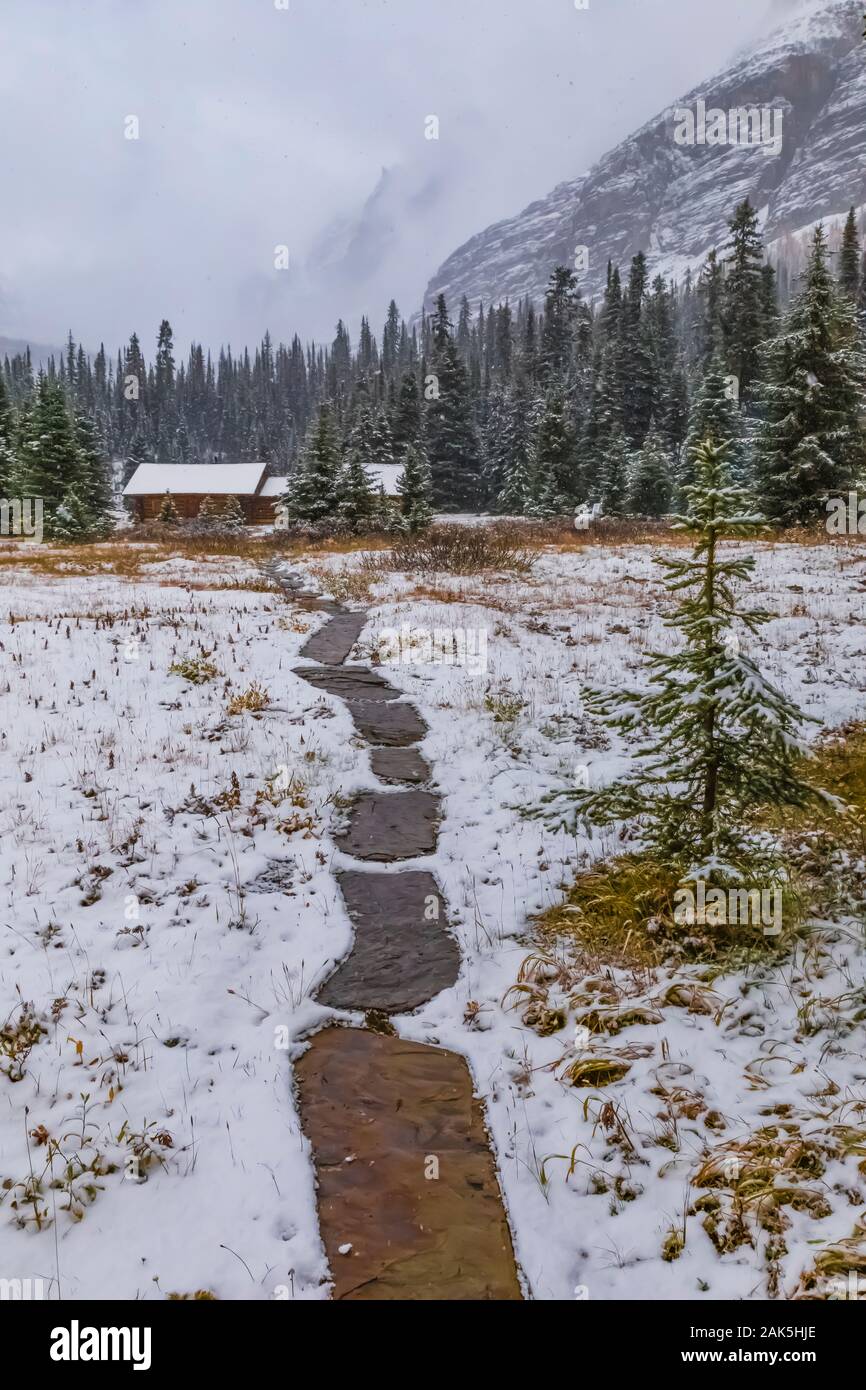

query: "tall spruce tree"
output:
586 338 624 480
154 319 176 454
481 384 510 507
282 404 341 523
696 250 725 370
662 356 689 463
838 207 861 303
426 295 481 509
559 439 825 882
760 263 779 343
497 374 537 514
754 224 865 524
619 253 656 448
540 266 580 382
12 376 82 538
722 199 766 407
392 371 421 454
74 412 114 533
533 385 578 512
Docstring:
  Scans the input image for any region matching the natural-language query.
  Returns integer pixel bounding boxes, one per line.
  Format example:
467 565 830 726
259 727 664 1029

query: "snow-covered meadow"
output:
1 535 865 1301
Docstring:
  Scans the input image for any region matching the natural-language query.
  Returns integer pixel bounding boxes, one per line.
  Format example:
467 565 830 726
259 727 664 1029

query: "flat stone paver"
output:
346 699 428 747
370 747 430 784
319 870 458 1012
295 1027 522 1301
294 665 402 702
338 789 439 861
299 610 367 664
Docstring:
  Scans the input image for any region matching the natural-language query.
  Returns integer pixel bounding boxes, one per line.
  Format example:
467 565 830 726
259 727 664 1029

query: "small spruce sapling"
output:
556 439 829 888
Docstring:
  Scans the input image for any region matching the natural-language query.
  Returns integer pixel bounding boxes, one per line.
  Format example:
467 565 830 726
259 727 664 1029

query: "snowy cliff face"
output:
422 0 866 311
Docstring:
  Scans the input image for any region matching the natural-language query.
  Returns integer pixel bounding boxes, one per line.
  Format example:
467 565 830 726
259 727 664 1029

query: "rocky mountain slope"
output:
422 0 866 312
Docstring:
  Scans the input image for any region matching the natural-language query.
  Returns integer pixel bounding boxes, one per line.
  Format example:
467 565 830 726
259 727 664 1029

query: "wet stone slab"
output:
299 610 367 664
338 789 439 861
294 665 402 702
295 1027 522 1301
319 870 457 1013
370 747 430 784
346 699 428 747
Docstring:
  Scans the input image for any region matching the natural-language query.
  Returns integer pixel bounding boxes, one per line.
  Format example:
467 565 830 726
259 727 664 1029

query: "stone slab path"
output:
319 870 458 1012
292 664 402 702
282 570 521 1300
337 788 440 862
299 610 368 665
295 1028 522 1300
370 747 430 784
346 699 428 747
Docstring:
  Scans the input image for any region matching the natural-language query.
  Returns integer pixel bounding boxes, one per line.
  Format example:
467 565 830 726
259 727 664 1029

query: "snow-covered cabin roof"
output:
259 476 288 498
122 462 268 497
369 463 403 497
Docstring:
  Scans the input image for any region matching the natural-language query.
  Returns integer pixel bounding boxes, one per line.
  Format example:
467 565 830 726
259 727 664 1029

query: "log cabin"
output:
122 462 287 524
122 460 404 526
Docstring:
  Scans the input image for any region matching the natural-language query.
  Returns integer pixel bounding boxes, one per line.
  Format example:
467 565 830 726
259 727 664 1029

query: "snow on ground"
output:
0 556 357 1300
0 537 865 1301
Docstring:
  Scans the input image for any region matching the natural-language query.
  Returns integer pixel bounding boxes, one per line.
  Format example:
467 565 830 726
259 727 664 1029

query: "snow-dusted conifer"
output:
220 494 245 529
281 404 341 523
52 484 98 542
598 427 631 516
628 421 671 517
337 446 375 528
683 348 746 496
754 225 865 524
533 385 578 513
838 207 861 303
73 411 113 533
560 439 825 881
397 441 433 532
496 375 537 514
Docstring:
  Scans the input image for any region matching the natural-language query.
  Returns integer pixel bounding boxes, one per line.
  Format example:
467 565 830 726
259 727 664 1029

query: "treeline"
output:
1 198 864 533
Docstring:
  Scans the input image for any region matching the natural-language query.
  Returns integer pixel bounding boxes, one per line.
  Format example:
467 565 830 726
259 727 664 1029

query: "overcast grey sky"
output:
0 0 787 356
